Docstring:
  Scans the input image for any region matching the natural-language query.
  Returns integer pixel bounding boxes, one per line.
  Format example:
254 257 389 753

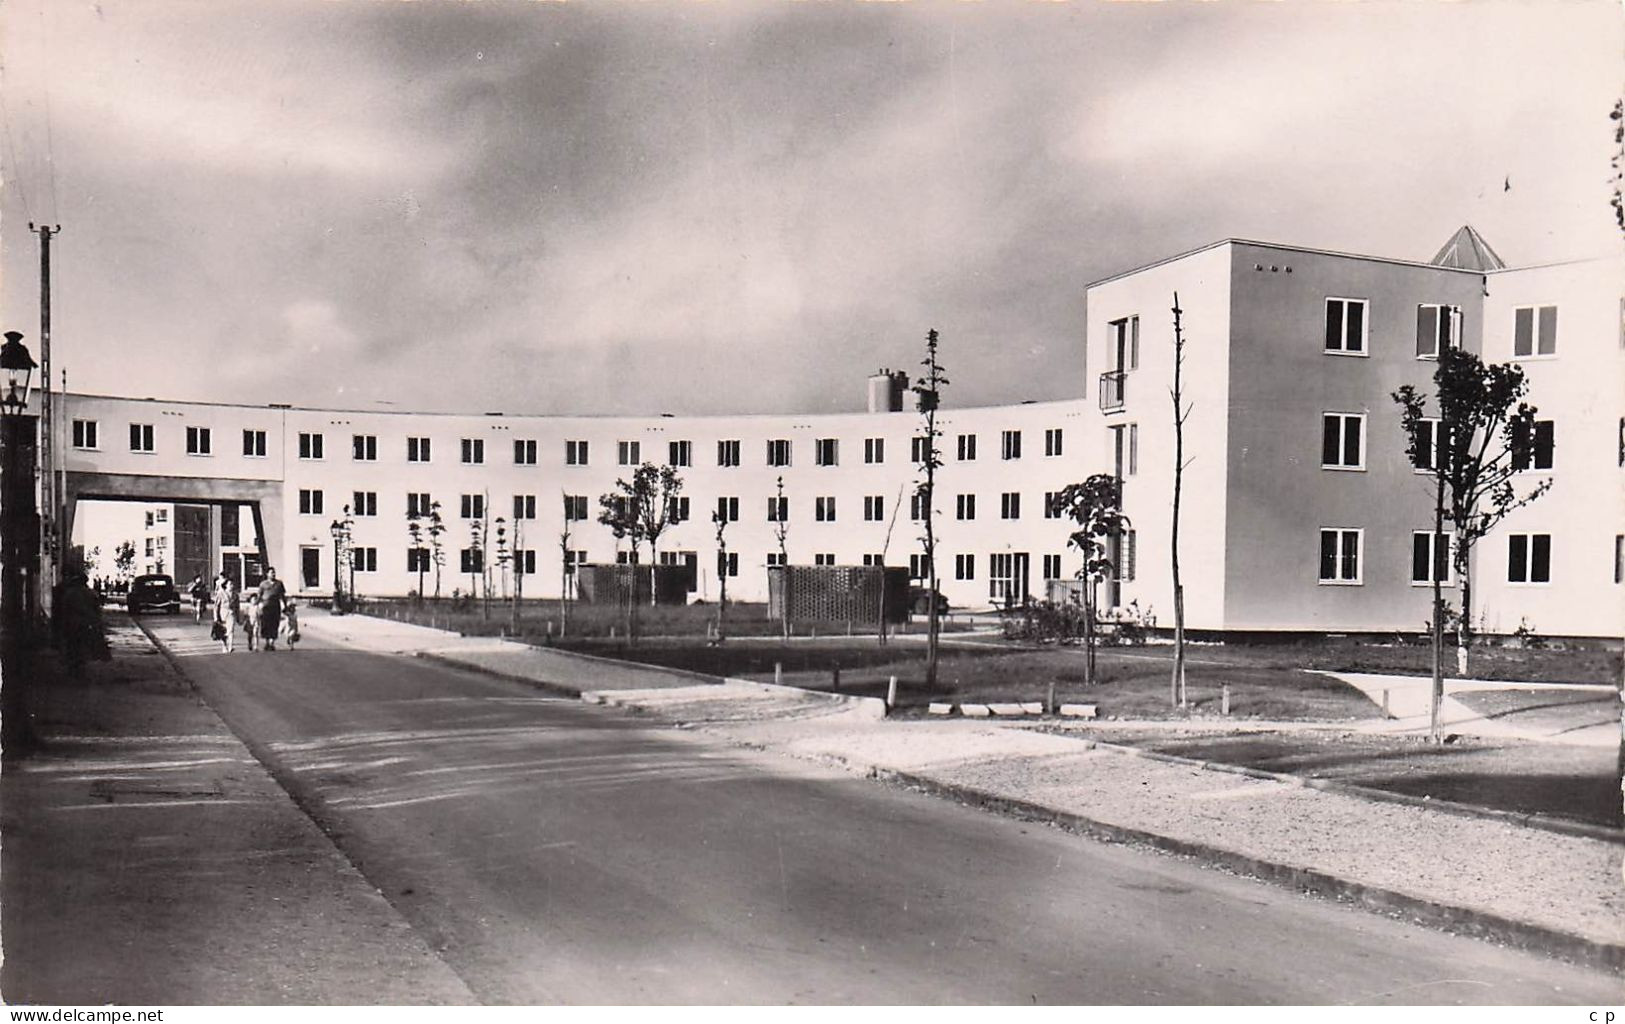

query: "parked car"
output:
909 586 949 616
126 574 181 615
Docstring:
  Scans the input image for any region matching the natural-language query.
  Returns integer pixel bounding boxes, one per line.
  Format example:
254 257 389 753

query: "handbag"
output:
211 621 226 641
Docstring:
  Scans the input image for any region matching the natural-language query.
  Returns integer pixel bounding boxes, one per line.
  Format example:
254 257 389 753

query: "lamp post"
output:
2 331 39 756
328 509 353 614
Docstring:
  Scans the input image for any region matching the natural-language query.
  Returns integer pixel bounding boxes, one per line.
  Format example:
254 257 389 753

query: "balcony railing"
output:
1098 370 1126 412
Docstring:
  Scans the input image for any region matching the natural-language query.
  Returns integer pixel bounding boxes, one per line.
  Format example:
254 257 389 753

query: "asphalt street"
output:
144 618 1621 1005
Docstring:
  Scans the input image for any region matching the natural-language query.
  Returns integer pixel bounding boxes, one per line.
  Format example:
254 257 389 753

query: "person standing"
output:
212 573 239 653
187 574 208 624
257 566 287 652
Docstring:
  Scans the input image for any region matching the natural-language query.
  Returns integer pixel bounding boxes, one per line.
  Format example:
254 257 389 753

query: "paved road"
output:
143 619 1620 1005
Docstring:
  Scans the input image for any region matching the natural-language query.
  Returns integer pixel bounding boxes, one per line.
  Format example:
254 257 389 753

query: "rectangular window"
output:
407 492 432 518
407 436 431 463
1512 419 1555 472
129 423 155 452
407 547 431 573
1044 491 1062 519
619 440 641 466
814 438 838 466
1318 528 1362 584
565 440 589 466
815 496 837 522
717 439 740 467
72 420 99 449
718 551 739 578
909 554 930 580
459 548 483 574
957 434 977 461
513 494 537 520
814 553 836 567
461 438 485 465
564 549 588 574
1109 316 1140 372
668 496 690 524
186 426 212 456
562 494 587 521
1616 535 1623 585
1416 304 1461 359
1000 492 1021 519
861 554 884 568
1044 428 1063 457
1412 418 1444 473
352 547 378 573
955 553 975 581
353 434 377 461
298 489 324 515
1513 305 1558 357
1321 413 1365 470
1042 554 1063 581
668 440 692 467
514 550 537 575
1115 530 1137 583
863 495 884 522
299 432 324 460
766 552 786 569
956 494 976 521
864 437 884 464
716 496 739 523
1507 534 1552 584
911 437 929 463
911 492 927 521
242 429 267 458
1128 424 1138 476
766 496 788 522
1325 298 1367 354
1411 531 1454 586
513 439 537 465
766 439 792 467
460 493 485 520
220 506 239 547
351 491 378 517
989 553 1017 602
1001 430 1022 460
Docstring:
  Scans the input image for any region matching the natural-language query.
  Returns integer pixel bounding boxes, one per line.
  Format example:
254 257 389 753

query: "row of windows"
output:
308 488 1076 525
1320 413 1556 472
1319 530 1560 585
80 421 1062 467
1323 299 1558 358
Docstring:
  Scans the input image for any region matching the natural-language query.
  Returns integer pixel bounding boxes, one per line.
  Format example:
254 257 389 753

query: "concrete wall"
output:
1474 255 1624 638
1083 243 1233 631
1221 243 1486 632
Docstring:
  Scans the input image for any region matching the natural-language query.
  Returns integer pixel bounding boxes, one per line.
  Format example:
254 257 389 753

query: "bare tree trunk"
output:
1169 292 1188 707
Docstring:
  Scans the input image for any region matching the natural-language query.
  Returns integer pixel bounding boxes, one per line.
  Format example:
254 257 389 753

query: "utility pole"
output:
30 224 61 600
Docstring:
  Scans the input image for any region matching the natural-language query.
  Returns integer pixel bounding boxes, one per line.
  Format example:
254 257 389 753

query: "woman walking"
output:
212 573 239 653
257 567 287 651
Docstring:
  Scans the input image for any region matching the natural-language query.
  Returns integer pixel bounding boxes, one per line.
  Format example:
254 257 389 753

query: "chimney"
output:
867 369 909 413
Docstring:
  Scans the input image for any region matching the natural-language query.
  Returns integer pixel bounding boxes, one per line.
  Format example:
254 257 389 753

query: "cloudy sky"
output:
1 1 1620 416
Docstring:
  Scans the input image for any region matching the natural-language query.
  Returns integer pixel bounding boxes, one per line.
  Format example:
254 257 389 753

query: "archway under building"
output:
65 472 283 592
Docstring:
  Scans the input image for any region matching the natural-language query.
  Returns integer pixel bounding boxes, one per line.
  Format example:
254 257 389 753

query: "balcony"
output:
1098 370 1126 413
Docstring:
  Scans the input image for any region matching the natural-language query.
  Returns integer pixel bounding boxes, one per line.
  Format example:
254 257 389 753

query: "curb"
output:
1066 734 1625 845
870 766 1625 973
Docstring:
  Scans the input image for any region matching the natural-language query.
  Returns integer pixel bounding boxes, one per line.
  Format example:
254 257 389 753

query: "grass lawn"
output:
552 636 1382 721
1051 726 1621 829
350 597 973 641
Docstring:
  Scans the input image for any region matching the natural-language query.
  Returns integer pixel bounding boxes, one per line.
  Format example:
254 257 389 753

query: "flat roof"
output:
1086 237 1492 290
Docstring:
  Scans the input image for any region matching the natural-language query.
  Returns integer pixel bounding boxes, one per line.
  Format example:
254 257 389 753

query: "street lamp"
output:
1 331 38 755
328 510 353 613
1 331 37 415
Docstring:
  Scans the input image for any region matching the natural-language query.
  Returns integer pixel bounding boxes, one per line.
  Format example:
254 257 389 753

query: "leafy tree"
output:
559 491 574 638
466 518 485 602
911 329 948 688
113 540 136 584
1393 345 1551 741
1055 474 1130 687
597 462 683 605
712 508 730 644
406 508 425 602
426 500 446 601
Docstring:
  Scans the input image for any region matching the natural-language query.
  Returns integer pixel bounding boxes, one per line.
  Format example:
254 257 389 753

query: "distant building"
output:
48 228 1623 638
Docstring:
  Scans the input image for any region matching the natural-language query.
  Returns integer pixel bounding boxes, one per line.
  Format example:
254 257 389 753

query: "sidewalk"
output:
304 614 1624 969
0 620 475 1005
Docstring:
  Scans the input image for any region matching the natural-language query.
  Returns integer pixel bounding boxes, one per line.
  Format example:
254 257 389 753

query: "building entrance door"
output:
301 547 321 590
